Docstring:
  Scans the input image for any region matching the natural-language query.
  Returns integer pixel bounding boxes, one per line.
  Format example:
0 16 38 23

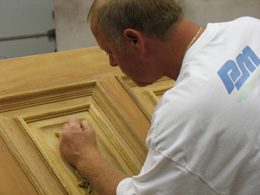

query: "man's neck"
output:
154 17 203 80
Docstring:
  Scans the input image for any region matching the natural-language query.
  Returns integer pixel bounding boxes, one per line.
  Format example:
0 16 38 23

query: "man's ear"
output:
123 29 145 51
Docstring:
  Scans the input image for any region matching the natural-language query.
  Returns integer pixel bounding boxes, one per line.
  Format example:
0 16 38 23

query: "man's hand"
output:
59 116 126 195
60 116 98 168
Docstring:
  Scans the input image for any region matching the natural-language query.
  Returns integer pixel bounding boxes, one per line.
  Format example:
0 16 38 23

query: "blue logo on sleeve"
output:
218 46 260 94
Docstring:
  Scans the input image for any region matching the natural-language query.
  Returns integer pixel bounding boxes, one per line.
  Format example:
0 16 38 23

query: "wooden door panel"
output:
0 47 174 194
0 80 147 195
117 76 175 119
0 117 66 195
0 133 38 195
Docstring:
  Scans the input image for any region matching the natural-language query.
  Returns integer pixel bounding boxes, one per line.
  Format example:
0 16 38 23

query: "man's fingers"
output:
68 115 81 130
69 115 79 124
62 123 69 132
81 120 92 132
62 116 93 134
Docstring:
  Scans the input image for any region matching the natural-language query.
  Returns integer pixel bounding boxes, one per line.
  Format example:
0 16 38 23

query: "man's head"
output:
88 0 183 42
88 0 183 85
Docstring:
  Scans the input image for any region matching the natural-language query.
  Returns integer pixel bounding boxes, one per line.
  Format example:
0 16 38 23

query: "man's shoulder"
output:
219 16 260 30
235 16 259 22
216 16 259 25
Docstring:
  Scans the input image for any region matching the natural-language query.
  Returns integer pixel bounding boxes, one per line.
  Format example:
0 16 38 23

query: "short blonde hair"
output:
88 0 183 42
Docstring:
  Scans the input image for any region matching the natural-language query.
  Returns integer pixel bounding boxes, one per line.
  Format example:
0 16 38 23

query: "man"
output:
60 0 260 194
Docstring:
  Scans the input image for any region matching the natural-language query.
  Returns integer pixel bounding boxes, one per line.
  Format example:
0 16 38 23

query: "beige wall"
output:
181 0 260 26
54 0 97 51
54 0 260 51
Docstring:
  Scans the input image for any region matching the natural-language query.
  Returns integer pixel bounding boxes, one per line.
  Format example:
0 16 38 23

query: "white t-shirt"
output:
117 17 260 195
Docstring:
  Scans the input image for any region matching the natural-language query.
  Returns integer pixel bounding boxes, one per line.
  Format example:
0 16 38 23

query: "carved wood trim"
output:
0 81 146 195
116 75 175 120
0 82 95 112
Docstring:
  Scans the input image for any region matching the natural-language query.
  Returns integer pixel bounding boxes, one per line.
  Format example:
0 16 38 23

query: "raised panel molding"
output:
0 81 146 195
117 76 175 119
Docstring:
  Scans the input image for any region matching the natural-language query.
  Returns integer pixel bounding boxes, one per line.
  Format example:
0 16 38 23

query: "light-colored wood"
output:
0 47 174 194
117 76 175 119
0 81 147 194
0 130 38 195
0 47 121 96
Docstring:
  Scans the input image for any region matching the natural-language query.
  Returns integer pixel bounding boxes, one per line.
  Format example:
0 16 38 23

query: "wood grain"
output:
0 81 147 194
0 47 173 194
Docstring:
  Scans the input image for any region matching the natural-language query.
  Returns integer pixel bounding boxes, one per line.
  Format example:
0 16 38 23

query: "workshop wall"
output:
0 0 56 59
54 0 260 51
181 0 260 25
1 0 260 57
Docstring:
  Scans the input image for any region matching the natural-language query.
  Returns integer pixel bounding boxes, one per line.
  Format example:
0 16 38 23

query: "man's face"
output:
91 23 163 85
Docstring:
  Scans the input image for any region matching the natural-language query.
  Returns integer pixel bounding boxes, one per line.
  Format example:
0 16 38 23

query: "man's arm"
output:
60 116 127 195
